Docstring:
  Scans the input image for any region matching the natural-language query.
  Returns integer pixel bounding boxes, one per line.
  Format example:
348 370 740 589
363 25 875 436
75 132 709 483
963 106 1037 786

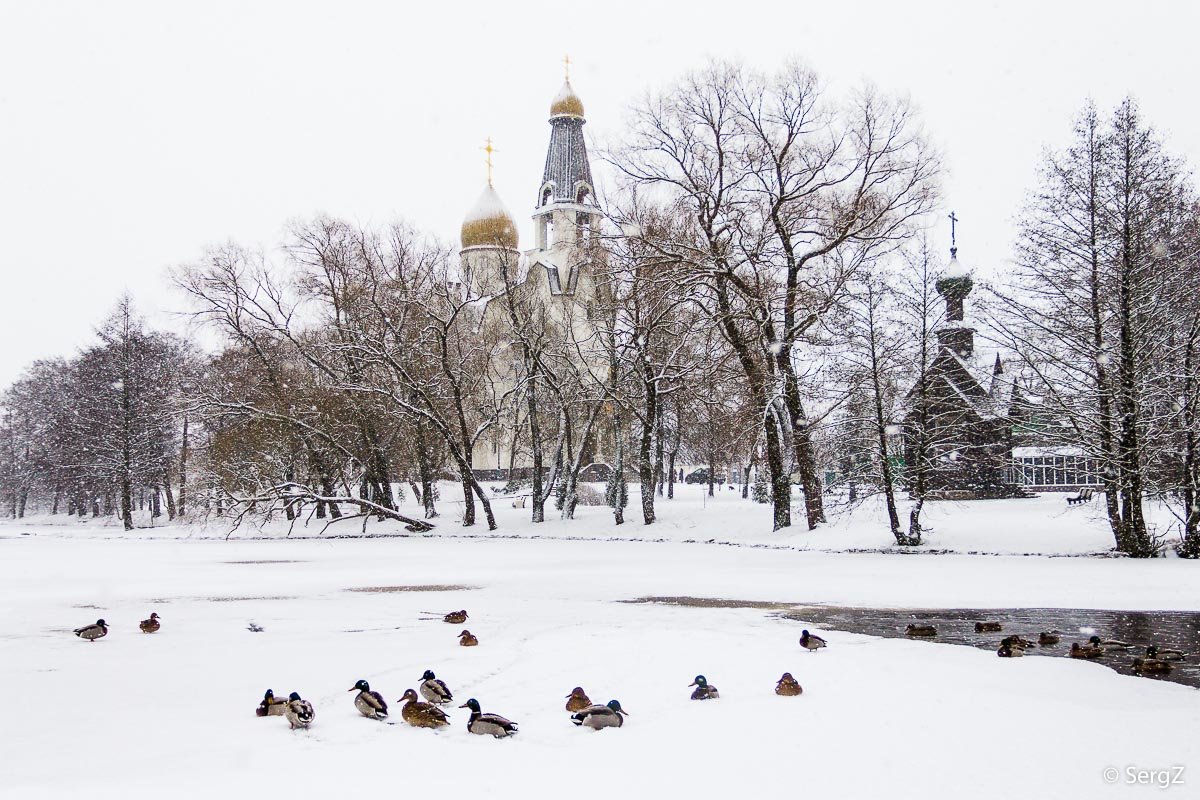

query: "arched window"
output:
576 185 591 205
542 187 553 207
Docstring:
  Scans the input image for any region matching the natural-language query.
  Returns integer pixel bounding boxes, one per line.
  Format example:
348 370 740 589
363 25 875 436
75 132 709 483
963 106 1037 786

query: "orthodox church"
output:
901 229 1103 496
455 73 607 477
901 234 1023 498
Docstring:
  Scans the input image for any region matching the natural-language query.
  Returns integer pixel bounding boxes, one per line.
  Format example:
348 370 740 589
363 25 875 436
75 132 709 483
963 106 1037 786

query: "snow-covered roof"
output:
1012 446 1086 458
942 254 971 280
464 184 513 224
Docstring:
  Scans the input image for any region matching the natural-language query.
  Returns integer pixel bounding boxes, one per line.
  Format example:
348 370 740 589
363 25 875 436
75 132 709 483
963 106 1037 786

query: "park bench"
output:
1067 487 1094 506
512 495 528 509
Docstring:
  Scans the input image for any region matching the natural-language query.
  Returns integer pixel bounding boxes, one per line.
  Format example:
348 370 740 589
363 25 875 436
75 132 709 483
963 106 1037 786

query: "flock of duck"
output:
901 621 1188 674
71 609 815 736
69 609 1186 736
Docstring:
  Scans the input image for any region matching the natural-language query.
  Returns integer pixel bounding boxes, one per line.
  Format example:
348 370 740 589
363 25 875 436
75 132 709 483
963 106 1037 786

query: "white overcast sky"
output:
1 1 1197 386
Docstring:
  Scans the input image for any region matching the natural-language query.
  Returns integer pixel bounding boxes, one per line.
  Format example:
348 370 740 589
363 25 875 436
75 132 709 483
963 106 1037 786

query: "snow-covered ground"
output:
3 493 1198 798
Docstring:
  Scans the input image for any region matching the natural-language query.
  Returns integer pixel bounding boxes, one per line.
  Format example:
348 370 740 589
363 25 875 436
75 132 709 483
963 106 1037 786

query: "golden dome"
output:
461 184 519 249
550 80 585 118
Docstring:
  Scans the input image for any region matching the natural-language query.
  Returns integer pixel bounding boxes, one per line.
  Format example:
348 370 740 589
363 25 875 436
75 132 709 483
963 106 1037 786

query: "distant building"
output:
901 236 1103 497
456 74 608 479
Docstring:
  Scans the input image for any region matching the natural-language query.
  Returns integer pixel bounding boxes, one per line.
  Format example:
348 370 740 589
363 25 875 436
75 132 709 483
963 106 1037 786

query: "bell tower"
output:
530 60 600 295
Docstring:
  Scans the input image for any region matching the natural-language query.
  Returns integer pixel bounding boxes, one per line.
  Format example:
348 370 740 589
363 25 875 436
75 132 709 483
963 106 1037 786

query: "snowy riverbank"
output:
3 508 1199 798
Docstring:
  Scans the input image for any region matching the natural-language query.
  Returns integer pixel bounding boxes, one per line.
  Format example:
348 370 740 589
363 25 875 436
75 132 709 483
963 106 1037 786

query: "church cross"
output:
482 137 497 187
948 210 959 257
563 54 572 81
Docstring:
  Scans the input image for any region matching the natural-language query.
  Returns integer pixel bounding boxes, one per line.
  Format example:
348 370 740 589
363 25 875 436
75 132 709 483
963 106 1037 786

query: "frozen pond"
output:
629 597 1200 688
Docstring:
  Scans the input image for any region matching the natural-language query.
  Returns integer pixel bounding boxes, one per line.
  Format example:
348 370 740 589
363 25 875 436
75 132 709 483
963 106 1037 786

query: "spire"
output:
993 353 1003 375
539 69 594 208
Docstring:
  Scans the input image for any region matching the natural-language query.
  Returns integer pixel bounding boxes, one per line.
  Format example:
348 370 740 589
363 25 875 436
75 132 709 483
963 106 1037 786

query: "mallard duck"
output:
256 689 289 717
349 679 388 720
399 688 450 728
997 642 1024 658
284 692 315 730
905 623 937 637
419 670 453 705
459 698 518 738
458 630 479 647
1132 657 1173 675
1146 645 1186 661
975 621 1002 633
799 630 827 651
1038 631 1061 646
571 700 627 730
139 613 161 633
565 687 592 712
73 619 108 642
775 672 803 696
1069 642 1104 659
1089 635 1132 651
688 675 719 700
1001 635 1035 650
444 610 469 624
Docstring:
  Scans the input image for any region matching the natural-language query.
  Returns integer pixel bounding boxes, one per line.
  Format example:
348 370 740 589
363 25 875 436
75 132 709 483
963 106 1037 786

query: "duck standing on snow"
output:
349 679 389 720
460 698 518 738
688 675 720 700
800 630 827 651
775 673 803 696
419 670 453 705
571 700 628 730
284 692 315 730
74 619 108 642
1069 642 1104 659
399 689 451 729
997 642 1024 658
139 613 161 633
565 687 592 712
1038 631 1061 646
256 689 289 717
1146 645 1186 662
444 610 469 624
458 630 479 647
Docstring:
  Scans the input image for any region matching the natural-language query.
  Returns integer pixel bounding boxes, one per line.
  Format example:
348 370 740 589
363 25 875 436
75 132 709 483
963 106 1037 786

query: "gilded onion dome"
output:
461 184 519 249
550 80 585 118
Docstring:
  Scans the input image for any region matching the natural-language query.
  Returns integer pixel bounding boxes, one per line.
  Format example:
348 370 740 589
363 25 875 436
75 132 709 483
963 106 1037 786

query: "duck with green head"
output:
73 619 107 642
1146 645 1186 661
284 692 315 730
419 670 453 705
256 689 289 717
459 698 518 738
800 630 827 651
688 675 719 700
571 700 628 730
349 679 388 720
